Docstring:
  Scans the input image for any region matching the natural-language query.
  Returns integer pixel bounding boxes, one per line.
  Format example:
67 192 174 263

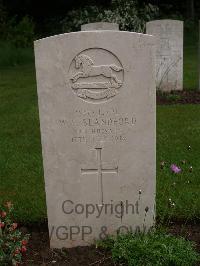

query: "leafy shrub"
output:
0 41 34 67
0 202 29 266
62 5 102 33
98 230 200 266
62 0 159 33
6 16 35 47
0 0 7 38
165 93 182 102
0 2 35 48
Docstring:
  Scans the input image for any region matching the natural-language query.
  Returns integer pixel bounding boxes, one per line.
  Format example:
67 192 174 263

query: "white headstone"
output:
34 30 156 248
146 19 183 91
81 22 119 31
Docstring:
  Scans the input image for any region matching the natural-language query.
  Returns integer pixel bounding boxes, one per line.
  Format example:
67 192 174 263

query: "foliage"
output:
6 16 35 48
157 91 182 102
184 22 198 90
0 0 7 38
62 5 102 33
98 230 200 266
0 1 35 47
0 41 34 67
0 202 29 266
62 0 159 33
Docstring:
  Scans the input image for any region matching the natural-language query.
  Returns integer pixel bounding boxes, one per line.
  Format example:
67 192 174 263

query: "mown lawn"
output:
0 63 200 223
0 64 46 222
157 104 200 221
0 23 199 222
183 24 198 90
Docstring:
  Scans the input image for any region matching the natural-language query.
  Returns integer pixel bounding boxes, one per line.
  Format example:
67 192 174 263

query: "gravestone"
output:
81 22 119 31
146 19 183 91
34 30 156 248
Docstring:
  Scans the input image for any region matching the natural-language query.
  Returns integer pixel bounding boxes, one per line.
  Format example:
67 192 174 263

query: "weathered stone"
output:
81 22 119 31
34 30 156 248
146 19 183 91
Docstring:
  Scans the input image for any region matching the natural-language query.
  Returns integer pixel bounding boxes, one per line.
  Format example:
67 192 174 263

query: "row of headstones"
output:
82 20 184 92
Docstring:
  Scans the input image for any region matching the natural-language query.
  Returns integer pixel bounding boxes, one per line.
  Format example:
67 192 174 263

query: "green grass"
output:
98 230 200 266
157 104 200 221
0 41 34 68
0 64 46 222
0 64 200 223
0 23 199 222
184 45 198 90
183 23 199 90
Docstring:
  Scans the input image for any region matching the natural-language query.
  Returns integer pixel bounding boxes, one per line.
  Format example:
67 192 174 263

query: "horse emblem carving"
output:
71 54 123 86
70 52 124 102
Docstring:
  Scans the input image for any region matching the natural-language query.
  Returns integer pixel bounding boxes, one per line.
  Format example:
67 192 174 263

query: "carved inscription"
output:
57 108 136 144
69 48 124 103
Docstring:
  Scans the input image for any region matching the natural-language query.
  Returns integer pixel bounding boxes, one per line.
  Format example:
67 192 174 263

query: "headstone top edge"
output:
81 30 119 32
146 19 183 25
34 30 156 46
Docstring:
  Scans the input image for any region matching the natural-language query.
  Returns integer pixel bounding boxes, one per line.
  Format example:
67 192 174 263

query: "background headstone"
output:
146 19 183 91
81 22 119 31
34 30 156 248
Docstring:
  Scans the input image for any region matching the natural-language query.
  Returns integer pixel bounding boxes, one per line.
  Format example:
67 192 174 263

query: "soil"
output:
21 234 116 265
156 90 200 104
20 222 200 266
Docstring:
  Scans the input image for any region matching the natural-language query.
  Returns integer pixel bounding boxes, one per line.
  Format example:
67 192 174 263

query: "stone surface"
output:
81 22 119 31
146 19 183 91
34 31 156 248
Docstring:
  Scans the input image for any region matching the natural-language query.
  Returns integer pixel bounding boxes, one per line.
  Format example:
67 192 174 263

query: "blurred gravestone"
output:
34 30 156 248
146 19 183 91
81 22 119 31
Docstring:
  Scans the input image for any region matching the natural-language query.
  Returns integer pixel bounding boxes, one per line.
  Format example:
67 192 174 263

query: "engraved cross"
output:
81 147 118 204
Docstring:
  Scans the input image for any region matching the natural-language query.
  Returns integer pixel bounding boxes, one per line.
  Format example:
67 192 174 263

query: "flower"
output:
168 198 175 207
21 239 28 246
11 223 18 230
170 164 181 174
160 161 165 169
14 248 20 255
0 222 5 228
1 211 7 218
21 246 27 253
